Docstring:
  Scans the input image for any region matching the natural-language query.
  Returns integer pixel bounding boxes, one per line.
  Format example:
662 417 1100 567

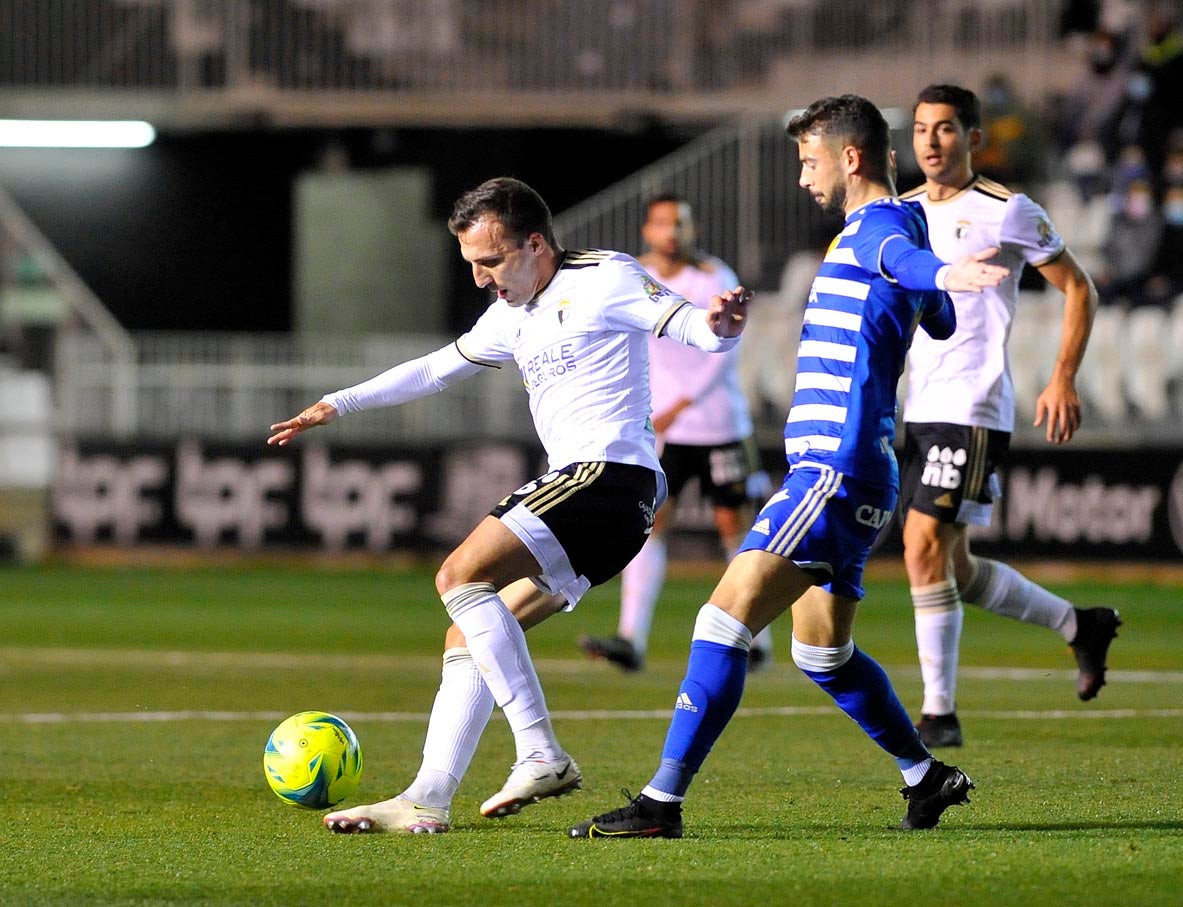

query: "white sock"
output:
402 647 493 808
513 715 562 763
962 558 1077 641
618 537 666 655
442 583 558 753
912 579 963 716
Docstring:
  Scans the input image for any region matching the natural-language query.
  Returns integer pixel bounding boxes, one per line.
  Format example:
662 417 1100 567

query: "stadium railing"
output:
0 0 1072 124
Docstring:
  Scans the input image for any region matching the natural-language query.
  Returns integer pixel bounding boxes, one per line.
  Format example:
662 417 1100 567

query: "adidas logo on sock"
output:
675 692 699 713
752 518 771 535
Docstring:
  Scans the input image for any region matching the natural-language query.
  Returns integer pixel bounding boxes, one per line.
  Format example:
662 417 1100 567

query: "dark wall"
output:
0 123 696 333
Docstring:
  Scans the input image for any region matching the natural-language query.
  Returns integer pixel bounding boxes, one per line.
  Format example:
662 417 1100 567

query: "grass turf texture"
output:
0 562 1179 906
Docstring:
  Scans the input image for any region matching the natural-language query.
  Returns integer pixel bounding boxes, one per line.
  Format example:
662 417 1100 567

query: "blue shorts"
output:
737 465 897 600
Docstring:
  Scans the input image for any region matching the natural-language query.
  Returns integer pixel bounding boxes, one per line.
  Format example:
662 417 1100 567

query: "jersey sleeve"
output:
1000 193 1065 267
455 301 516 366
596 255 692 336
852 205 946 290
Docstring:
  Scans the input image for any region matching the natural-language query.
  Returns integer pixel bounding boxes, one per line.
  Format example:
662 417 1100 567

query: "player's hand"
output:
944 248 1009 292
267 401 338 446
1033 372 1082 444
707 286 753 338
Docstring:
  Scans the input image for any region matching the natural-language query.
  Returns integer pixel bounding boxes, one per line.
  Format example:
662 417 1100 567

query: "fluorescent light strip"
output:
0 120 156 148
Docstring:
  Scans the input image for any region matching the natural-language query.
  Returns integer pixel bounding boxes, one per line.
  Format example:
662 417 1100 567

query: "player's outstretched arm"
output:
943 247 1010 292
267 401 338 446
706 286 753 338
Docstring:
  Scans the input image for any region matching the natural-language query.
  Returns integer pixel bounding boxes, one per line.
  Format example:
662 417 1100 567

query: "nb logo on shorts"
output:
855 505 891 529
922 445 966 490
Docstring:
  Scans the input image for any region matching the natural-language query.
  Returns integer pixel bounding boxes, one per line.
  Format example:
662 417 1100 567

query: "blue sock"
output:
800 646 930 771
647 640 749 798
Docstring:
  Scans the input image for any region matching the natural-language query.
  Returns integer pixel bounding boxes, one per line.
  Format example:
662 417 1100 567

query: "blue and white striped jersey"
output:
785 197 951 488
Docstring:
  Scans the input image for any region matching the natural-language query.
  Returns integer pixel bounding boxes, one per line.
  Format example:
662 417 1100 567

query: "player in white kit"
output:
579 194 773 672
267 178 750 833
900 84 1119 748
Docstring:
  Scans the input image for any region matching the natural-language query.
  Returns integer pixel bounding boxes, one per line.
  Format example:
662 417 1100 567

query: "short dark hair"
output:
785 95 891 180
646 191 685 210
914 84 981 130
644 191 692 220
448 177 555 245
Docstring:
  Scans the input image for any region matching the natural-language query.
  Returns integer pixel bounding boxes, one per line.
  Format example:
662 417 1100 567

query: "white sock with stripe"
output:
912 578 963 716
442 583 562 761
962 558 1077 642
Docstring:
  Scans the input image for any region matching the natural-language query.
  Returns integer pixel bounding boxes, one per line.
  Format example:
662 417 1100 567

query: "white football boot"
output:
480 754 582 818
323 796 450 834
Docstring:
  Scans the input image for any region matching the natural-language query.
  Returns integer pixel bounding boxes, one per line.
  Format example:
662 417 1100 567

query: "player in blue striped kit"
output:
570 95 1009 839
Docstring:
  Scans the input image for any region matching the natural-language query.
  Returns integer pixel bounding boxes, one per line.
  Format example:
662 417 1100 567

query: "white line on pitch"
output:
1 648 1181 685
5 706 1182 725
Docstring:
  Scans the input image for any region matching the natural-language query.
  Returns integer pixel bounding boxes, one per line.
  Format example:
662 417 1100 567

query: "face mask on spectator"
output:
1127 73 1152 101
1125 189 1154 220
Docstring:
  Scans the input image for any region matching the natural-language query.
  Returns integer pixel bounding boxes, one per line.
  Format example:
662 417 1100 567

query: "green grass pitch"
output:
0 561 1179 906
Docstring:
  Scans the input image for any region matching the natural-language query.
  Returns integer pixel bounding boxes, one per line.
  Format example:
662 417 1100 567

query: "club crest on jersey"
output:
556 299 572 324
955 220 972 240
641 276 672 301
1036 217 1056 248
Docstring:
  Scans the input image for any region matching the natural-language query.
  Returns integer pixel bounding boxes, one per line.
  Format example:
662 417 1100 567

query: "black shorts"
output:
899 422 1010 525
491 461 657 597
661 439 752 509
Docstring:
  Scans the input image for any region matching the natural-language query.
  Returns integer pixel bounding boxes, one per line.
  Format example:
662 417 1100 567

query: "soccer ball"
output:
263 711 363 809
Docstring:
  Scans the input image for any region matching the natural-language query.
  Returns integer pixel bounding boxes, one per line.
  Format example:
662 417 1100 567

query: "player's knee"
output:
791 635 854 673
435 557 479 597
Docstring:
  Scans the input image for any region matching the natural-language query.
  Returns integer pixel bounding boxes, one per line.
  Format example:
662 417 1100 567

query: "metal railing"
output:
0 0 1074 125
554 117 833 289
0 185 137 433
54 329 535 443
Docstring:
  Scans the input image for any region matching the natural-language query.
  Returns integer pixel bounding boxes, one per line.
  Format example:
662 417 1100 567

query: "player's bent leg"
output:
959 556 1122 700
480 754 583 818
791 588 972 829
324 797 451 835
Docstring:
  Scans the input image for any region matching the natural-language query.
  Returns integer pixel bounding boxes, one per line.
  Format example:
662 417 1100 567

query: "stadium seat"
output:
1009 290 1056 422
1124 306 1170 420
1078 305 1127 423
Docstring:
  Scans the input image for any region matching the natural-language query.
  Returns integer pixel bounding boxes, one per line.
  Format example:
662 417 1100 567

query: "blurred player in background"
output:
571 94 1008 840
579 193 773 673
268 177 750 835
901 84 1117 749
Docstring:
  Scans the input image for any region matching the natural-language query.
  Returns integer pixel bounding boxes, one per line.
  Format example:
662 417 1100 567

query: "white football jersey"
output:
456 249 689 472
901 176 1064 431
646 260 753 446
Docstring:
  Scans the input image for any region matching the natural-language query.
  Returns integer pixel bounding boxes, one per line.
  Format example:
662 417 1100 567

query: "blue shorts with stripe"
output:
736 465 897 600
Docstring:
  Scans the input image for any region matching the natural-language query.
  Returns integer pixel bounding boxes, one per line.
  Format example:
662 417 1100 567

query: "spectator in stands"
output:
974 73 1048 186
1056 28 1132 163
1097 175 1163 306
1133 1 1183 174
1145 183 1183 306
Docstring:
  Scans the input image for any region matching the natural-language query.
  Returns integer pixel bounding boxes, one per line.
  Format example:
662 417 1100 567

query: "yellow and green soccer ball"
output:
263 711 363 809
